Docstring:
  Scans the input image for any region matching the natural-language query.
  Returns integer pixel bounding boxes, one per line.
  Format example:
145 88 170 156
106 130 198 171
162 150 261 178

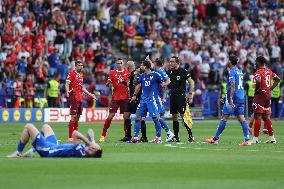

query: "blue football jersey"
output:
37 143 88 157
156 67 169 98
138 71 163 100
226 67 244 104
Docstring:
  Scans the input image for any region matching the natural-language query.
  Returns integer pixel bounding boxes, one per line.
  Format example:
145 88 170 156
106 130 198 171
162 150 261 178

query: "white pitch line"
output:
164 144 284 153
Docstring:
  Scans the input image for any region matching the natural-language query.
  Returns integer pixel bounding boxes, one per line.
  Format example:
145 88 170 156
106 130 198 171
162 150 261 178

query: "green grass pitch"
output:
0 120 284 189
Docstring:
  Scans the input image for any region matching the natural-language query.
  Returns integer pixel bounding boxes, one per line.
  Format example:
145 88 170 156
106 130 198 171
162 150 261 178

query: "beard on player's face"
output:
76 65 83 72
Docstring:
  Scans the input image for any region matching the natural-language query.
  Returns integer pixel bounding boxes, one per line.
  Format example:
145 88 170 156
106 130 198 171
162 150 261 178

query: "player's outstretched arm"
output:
82 88 97 100
145 55 154 68
230 81 235 107
270 75 281 91
65 80 70 98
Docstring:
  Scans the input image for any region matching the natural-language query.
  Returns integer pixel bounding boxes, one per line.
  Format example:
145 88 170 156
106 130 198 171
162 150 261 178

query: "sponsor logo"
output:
2 110 9 121
86 108 123 122
36 110 43 121
25 110 32 121
13 109 20 121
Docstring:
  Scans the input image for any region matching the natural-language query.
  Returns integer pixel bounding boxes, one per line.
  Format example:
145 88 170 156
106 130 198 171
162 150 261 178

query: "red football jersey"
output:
67 70 84 102
108 69 130 100
253 68 277 94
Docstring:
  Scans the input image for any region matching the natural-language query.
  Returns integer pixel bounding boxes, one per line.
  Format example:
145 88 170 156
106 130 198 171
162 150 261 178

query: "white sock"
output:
269 136 276 141
166 131 172 135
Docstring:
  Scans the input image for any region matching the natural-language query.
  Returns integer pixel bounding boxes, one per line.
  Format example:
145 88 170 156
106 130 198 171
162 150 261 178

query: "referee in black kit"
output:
168 56 195 142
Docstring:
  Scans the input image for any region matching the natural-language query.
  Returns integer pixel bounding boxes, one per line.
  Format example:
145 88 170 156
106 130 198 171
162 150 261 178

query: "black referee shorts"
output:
170 94 187 115
127 97 141 114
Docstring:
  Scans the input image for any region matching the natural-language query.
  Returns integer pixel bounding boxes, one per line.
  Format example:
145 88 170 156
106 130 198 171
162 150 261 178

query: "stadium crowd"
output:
0 0 283 117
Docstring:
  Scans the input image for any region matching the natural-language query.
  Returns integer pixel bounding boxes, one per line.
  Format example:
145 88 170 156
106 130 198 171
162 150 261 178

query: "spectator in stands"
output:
46 73 60 108
125 22 136 58
24 74 35 108
1 0 284 112
193 78 206 108
12 74 23 108
48 49 60 76
16 56 27 75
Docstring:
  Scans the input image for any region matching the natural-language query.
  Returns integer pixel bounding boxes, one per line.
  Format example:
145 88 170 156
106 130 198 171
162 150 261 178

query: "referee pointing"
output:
168 56 195 142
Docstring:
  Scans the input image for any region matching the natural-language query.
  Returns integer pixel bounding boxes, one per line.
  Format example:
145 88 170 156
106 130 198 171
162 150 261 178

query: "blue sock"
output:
159 119 170 132
133 120 141 138
241 121 250 141
17 140 25 152
213 120 227 140
153 118 161 137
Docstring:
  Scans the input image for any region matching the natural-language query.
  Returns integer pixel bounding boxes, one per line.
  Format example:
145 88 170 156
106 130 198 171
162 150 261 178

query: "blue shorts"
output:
32 133 58 151
155 95 165 115
222 101 244 116
136 97 159 118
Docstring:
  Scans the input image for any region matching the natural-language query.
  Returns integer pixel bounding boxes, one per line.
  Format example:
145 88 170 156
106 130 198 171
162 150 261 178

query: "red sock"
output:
264 119 273 136
254 118 261 137
263 120 267 130
101 118 112 137
68 120 76 138
249 120 253 129
74 121 78 131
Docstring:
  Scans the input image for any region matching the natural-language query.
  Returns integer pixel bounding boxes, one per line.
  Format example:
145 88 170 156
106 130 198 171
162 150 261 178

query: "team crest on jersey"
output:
177 76 180 80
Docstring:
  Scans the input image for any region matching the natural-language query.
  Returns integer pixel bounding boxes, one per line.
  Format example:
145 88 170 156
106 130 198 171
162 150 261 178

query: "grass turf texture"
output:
0 120 284 189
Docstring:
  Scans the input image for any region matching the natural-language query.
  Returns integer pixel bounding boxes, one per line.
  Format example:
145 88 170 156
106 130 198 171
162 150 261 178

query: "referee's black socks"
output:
125 119 132 139
141 120 147 139
173 121 179 139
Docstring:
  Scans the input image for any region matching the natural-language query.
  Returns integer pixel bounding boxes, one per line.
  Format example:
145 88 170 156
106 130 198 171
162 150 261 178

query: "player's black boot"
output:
120 119 132 142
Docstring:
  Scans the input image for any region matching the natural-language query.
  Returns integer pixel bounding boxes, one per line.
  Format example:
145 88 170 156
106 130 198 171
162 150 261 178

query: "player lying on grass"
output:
7 123 102 158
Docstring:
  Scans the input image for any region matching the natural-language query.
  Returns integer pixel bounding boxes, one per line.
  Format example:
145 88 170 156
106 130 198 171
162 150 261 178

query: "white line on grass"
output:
164 144 284 153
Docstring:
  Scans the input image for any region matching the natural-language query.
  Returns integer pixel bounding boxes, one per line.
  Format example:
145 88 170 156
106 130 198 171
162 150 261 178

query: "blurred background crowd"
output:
0 0 283 118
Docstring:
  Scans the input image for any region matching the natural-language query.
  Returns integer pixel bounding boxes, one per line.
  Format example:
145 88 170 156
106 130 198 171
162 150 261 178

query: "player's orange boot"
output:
99 136 106 143
239 140 251 146
205 138 218 144
151 137 163 144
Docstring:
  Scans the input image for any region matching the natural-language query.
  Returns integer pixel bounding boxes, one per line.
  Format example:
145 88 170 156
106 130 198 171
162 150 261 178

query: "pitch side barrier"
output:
0 108 204 123
0 108 44 122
